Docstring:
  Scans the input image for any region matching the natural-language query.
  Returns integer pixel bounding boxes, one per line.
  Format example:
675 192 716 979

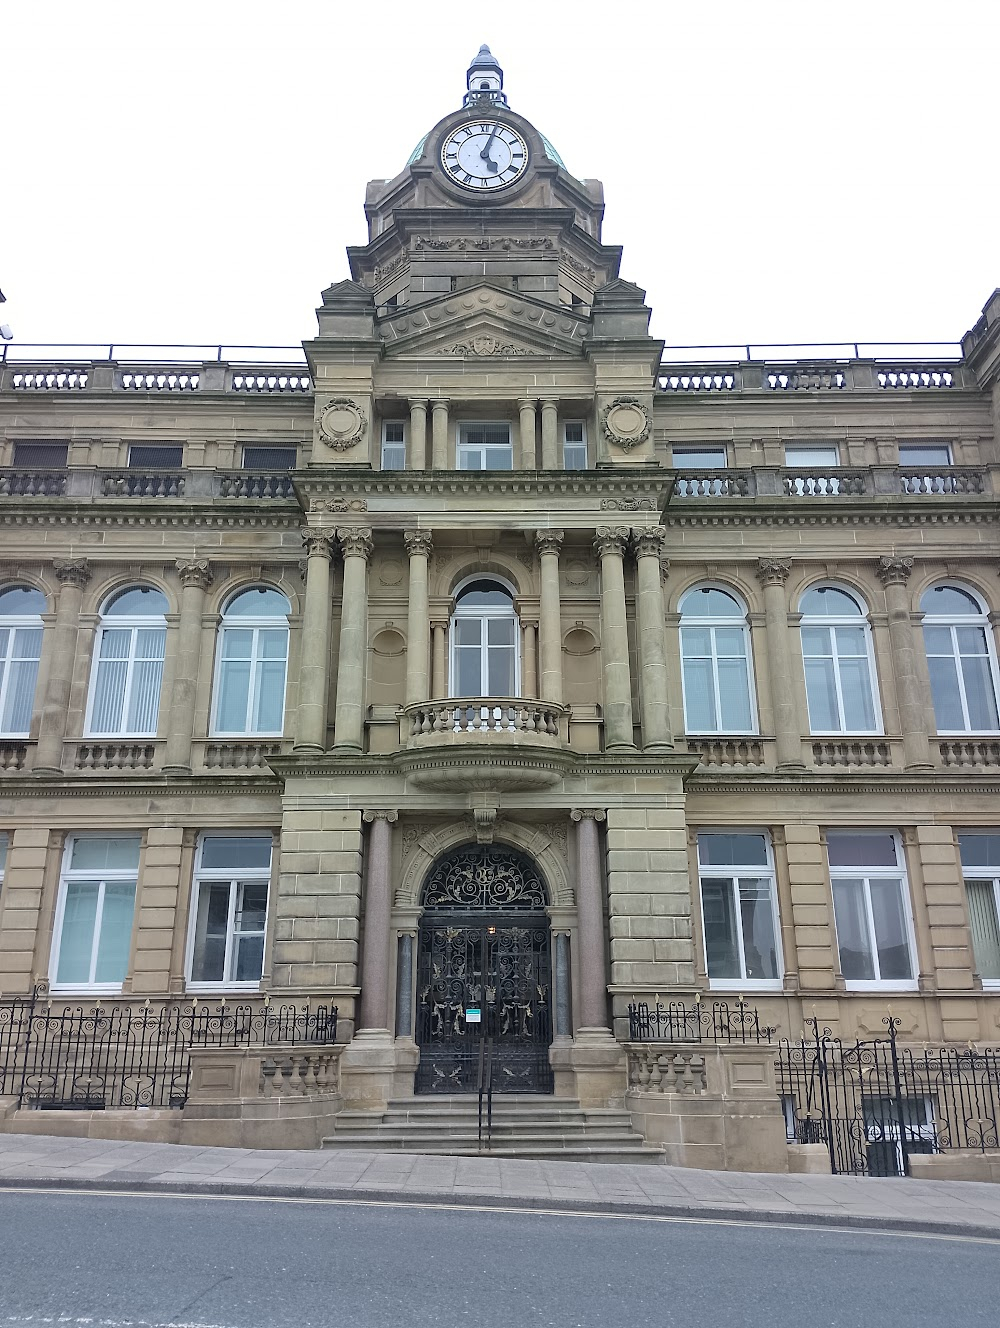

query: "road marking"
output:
3 1318 233 1328
1 1185 998 1247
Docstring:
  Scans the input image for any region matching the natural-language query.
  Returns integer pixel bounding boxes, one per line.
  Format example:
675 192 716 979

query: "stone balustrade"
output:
260 1048 340 1097
626 1044 708 1094
670 465 993 499
198 741 283 771
938 740 1000 768
685 738 768 768
74 742 158 772
402 698 569 748
0 470 66 496
811 740 894 768
101 471 185 498
655 358 968 393
0 742 30 773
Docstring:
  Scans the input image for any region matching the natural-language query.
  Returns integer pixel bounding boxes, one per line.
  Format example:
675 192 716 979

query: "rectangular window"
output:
457 422 513 471
697 832 782 988
242 446 297 471
381 420 406 470
212 625 288 736
899 444 952 466
827 831 916 989
0 622 43 738
672 446 727 469
128 444 183 469
960 833 1000 987
12 441 68 469
86 625 166 737
562 421 587 470
51 836 140 991
188 835 272 988
784 445 840 467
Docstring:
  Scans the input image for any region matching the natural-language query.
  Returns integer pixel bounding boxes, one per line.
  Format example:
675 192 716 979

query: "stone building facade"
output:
1 48 999 1127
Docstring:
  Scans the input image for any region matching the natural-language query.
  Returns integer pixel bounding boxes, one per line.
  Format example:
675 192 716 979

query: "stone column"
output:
358 810 398 1033
404 531 433 704
163 559 213 773
570 808 611 1032
755 558 805 769
534 530 564 705
431 399 450 469
333 527 373 750
395 932 416 1037
553 932 572 1038
294 531 335 753
431 620 448 697
521 621 538 698
594 526 635 750
34 559 91 774
540 398 559 469
408 398 428 471
632 527 673 750
518 398 537 469
877 555 933 770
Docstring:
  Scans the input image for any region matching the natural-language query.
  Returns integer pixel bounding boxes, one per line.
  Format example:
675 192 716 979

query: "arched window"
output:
212 587 290 736
450 579 519 697
86 586 168 737
679 586 756 733
799 585 881 734
920 584 1000 733
0 585 46 737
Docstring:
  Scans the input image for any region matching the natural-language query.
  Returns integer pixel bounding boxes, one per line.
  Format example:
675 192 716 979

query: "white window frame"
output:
672 445 728 469
210 592 290 738
799 584 883 736
0 592 44 738
678 585 759 736
49 835 139 994
920 585 1000 735
960 833 1000 991
784 444 840 467
562 420 587 470
456 421 514 471
828 831 918 992
898 443 952 466
448 577 521 699
186 834 273 992
381 420 406 471
84 590 167 738
696 831 784 991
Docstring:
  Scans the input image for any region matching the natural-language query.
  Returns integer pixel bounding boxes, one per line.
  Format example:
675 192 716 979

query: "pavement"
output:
2 1132 1000 1239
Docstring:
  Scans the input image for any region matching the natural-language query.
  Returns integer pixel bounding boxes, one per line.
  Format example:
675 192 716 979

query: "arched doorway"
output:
415 843 553 1094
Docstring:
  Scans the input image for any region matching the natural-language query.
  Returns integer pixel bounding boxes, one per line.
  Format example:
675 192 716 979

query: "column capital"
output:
337 526 374 561
755 556 792 587
593 526 630 558
363 809 399 823
534 529 565 556
175 558 214 589
300 529 335 561
631 526 667 558
403 529 434 558
517 396 538 410
876 554 915 586
407 397 429 410
430 397 450 411
52 558 91 588
570 808 607 823
539 396 559 411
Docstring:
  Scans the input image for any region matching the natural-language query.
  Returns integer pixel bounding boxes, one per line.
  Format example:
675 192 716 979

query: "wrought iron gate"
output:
415 845 553 1094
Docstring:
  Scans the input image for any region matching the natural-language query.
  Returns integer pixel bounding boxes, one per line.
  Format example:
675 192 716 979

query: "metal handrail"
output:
477 1035 495 1152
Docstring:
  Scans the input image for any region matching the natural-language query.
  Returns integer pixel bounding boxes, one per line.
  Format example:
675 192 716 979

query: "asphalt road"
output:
0 1190 996 1328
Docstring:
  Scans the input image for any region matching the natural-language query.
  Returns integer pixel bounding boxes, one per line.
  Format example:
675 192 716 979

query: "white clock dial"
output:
440 121 529 191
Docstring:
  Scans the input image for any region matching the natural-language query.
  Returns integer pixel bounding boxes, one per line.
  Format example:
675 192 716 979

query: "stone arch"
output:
667 571 759 617
419 841 549 910
432 550 532 601
86 572 175 618
369 627 406 704
397 820 573 909
562 626 600 707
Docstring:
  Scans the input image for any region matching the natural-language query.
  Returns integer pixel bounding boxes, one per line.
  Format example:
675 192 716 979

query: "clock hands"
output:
480 123 500 174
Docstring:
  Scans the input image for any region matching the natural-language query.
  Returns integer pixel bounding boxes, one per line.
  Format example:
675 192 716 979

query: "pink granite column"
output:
357 810 398 1032
571 808 611 1032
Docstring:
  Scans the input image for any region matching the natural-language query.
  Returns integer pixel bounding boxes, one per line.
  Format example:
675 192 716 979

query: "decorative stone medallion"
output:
318 398 367 451
601 396 652 451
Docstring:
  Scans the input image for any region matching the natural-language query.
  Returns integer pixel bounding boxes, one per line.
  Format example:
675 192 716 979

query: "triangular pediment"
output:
378 283 589 360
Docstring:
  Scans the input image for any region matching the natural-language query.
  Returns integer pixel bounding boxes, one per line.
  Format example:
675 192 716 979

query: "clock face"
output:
440 121 529 192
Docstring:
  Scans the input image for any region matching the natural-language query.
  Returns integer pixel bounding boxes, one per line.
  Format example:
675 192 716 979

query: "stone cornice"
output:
0 508 302 530
686 771 1000 796
294 468 673 506
664 503 999 529
268 749 701 783
0 774 282 798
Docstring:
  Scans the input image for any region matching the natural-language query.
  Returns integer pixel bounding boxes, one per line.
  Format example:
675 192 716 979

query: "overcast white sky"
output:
3 0 998 353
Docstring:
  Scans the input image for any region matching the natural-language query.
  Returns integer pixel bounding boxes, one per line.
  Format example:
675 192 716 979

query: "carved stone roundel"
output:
601 396 652 451
319 398 367 451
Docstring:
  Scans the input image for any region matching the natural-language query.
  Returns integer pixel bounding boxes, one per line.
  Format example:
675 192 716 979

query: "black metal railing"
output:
0 989 338 1111
778 1016 1000 1177
477 1036 495 1152
628 997 775 1045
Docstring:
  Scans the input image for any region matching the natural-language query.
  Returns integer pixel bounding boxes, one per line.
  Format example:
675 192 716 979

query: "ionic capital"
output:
876 555 914 586
631 526 667 559
403 529 434 559
300 529 335 561
570 808 607 823
755 557 792 588
593 526 630 558
337 526 374 561
363 809 399 823
52 558 91 589
176 558 214 589
407 397 429 411
534 529 565 557
430 398 450 413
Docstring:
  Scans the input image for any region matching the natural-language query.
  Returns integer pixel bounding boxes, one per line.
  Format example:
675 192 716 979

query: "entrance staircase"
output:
322 1095 664 1163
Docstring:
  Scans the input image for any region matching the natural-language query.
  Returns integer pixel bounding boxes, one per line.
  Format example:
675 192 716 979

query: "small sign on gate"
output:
466 1007 482 1023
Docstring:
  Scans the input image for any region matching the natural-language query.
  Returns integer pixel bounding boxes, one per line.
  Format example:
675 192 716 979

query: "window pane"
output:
487 618 514 646
680 626 712 656
839 657 877 731
455 648 482 695
800 586 862 616
785 446 839 466
826 833 897 868
485 447 513 469
682 657 716 730
129 444 183 469
717 656 752 730
487 646 515 695
966 880 1000 980
56 882 99 984
832 878 875 980
104 587 168 616
701 878 741 979
899 445 951 465
959 835 1000 869
681 588 742 618
869 879 913 981
920 585 981 615
804 657 840 731
835 625 868 655
93 882 136 984
698 834 768 867
926 654 966 730
224 588 290 618
382 443 406 469
221 628 253 659
956 625 989 655
70 836 141 872
216 659 251 731
3 651 41 733
191 882 231 983
454 620 482 646
0 586 47 614
253 660 286 732
740 880 779 980
243 446 296 470
258 628 289 661
673 447 727 468
236 881 268 932
201 836 272 871
233 933 265 983
961 656 1000 730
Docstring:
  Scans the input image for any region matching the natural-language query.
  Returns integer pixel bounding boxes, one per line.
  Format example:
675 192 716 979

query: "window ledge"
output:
49 984 125 997
843 981 919 992
708 980 784 992
185 983 263 994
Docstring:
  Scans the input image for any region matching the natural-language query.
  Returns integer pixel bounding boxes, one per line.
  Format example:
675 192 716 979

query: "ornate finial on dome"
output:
464 44 508 108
